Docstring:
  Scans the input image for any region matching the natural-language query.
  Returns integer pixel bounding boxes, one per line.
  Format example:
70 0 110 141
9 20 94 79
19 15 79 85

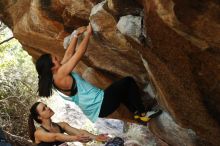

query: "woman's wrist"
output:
90 135 97 140
84 134 95 140
71 135 78 141
71 30 79 38
84 31 92 37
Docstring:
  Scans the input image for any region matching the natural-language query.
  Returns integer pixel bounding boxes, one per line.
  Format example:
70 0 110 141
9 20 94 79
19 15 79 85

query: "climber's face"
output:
51 55 61 68
36 103 54 120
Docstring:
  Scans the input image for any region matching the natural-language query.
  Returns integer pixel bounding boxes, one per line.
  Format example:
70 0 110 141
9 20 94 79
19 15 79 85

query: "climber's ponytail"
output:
36 54 54 97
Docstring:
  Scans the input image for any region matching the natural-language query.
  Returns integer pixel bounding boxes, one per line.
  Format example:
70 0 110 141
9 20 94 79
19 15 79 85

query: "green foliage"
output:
0 25 37 138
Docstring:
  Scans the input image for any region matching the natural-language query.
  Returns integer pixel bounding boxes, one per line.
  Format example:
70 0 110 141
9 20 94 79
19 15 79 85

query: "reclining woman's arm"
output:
59 122 109 142
34 129 91 143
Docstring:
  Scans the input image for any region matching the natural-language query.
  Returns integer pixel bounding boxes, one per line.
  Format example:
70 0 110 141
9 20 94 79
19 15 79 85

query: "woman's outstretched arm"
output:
59 122 109 142
61 26 87 65
34 129 92 143
58 24 92 77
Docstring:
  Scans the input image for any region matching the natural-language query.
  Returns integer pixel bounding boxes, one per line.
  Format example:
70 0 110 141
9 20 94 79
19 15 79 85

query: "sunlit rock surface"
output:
1 0 220 145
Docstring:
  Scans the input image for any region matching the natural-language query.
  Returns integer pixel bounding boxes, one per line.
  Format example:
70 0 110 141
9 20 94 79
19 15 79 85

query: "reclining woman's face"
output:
36 103 54 120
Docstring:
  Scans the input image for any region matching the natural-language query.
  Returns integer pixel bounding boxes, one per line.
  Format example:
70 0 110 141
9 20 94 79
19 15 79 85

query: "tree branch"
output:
0 37 14 45
3 130 34 146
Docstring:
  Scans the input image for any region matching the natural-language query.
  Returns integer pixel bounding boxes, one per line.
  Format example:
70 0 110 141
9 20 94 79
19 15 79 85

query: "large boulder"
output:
141 0 220 145
0 0 220 145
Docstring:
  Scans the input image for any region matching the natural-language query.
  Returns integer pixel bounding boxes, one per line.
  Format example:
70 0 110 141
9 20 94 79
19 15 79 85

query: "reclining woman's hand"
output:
73 135 92 143
95 134 109 142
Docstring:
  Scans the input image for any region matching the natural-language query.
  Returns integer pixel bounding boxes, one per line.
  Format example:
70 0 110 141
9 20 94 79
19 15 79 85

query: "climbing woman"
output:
35 23 161 124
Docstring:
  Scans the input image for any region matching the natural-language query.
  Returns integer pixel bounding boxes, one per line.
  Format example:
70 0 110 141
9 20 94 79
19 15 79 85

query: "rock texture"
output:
141 1 220 146
0 0 220 146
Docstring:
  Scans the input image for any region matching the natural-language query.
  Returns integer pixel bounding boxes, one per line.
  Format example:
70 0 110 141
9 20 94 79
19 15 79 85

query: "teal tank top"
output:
61 72 104 122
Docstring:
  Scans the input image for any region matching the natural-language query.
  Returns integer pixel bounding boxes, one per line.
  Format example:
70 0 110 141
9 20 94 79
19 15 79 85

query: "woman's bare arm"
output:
59 122 96 139
59 122 109 142
34 129 91 143
57 24 92 78
61 26 87 65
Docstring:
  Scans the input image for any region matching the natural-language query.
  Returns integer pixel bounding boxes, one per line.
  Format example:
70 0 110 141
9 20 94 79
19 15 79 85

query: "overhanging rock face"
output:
1 0 220 145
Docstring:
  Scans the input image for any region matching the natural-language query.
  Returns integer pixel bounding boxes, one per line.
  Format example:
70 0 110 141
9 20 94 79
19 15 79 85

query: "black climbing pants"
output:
99 77 146 117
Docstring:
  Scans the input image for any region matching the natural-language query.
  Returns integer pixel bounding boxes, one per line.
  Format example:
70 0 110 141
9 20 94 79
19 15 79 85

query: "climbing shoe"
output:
133 111 151 124
139 115 151 123
133 111 140 120
134 109 162 124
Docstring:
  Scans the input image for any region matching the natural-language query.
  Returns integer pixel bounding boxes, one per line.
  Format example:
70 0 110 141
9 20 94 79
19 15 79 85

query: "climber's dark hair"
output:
28 102 42 142
36 54 54 97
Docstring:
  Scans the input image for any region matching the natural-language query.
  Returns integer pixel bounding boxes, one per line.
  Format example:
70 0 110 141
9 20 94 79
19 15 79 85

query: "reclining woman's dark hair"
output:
28 102 41 142
36 54 54 97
